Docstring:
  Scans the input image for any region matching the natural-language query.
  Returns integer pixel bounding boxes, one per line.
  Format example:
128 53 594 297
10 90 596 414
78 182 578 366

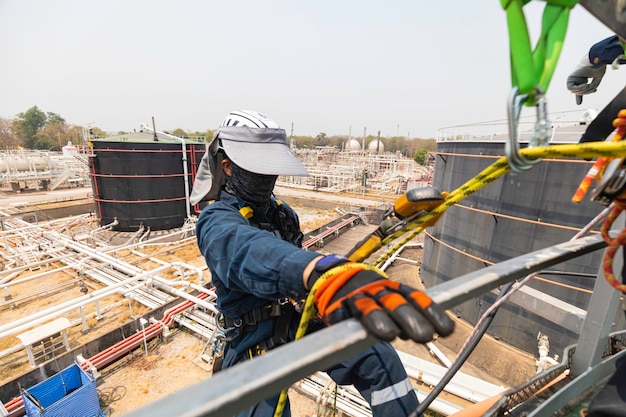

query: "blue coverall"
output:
196 189 421 417
579 35 626 143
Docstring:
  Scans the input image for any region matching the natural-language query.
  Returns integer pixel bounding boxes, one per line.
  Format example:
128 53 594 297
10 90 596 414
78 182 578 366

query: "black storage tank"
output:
88 132 206 231
423 122 616 355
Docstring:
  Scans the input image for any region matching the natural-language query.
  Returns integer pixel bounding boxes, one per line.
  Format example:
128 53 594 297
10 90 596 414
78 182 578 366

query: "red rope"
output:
600 202 626 293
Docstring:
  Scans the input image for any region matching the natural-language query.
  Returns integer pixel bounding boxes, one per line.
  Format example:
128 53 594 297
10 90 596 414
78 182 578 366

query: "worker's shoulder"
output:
589 35 624 66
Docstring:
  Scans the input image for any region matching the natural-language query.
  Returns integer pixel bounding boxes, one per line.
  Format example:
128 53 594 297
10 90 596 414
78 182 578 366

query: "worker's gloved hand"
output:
312 262 455 343
566 55 607 98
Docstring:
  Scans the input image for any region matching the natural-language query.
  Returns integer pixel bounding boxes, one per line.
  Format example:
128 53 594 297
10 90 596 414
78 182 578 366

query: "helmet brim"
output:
217 126 309 176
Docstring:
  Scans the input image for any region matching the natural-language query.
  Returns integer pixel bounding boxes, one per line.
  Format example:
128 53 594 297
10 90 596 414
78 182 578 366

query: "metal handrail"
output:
123 234 610 417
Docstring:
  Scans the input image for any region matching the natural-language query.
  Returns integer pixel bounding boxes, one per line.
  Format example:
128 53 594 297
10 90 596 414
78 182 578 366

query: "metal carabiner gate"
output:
506 86 551 172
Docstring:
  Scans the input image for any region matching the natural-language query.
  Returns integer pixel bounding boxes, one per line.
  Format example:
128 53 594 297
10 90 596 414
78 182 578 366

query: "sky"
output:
0 1 623 139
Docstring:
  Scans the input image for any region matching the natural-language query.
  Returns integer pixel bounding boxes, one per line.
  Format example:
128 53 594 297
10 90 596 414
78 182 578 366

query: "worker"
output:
191 110 455 417
567 35 626 143
567 36 626 417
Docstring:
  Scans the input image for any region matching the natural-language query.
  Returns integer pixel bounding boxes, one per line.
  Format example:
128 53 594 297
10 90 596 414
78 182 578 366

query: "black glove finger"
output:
373 289 436 343
345 294 400 341
420 302 455 337
396 284 455 337
389 304 436 343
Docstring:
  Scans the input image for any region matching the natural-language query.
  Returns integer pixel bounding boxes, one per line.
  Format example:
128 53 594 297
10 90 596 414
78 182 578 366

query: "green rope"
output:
501 0 578 105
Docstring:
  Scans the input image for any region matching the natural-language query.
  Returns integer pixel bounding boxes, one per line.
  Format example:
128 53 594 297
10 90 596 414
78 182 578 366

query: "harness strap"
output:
223 299 289 328
237 302 298 362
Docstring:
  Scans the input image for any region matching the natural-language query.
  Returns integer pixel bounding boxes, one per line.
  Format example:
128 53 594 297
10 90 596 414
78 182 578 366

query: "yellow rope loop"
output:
372 142 626 269
276 139 626 417
273 262 386 417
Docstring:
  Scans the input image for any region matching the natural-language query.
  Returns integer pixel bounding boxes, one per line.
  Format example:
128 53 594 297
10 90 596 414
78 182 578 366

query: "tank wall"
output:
424 142 607 354
90 141 206 231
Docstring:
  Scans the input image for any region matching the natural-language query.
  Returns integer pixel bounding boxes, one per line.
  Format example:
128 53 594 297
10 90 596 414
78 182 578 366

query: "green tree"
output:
407 138 436 159
172 128 188 138
414 149 429 165
315 132 328 146
46 112 65 125
87 127 106 139
14 106 47 148
293 135 315 149
0 118 17 149
36 123 61 150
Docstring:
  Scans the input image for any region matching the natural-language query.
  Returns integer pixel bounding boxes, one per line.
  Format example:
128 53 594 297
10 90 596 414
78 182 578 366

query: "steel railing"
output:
123 233 617 417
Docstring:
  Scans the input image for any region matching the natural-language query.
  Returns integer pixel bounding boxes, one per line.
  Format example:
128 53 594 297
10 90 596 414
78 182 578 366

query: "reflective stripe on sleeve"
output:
370 377 414 406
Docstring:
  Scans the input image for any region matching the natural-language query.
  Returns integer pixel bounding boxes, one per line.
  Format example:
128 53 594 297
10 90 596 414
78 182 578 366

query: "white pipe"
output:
397 350 506 403
89 219 119 236
104 229 197 253
105 226 145 250
1 265 74 289
153 278 215 298
60 236 143 276
150 279 218 313
139 227 151 244
0 281 146 339
379 242 423 271
0 263 178 339
426 342 453 368
0 248 85 282
0 213 93 236
130 249 208 283
136 251 169 266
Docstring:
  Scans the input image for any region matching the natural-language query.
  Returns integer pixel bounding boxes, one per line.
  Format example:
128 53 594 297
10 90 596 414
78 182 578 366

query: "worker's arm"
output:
567 35 625 102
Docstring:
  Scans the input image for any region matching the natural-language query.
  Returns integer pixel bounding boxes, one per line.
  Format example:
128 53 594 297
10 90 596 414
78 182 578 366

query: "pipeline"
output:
1 292 213 417
302 215 359 249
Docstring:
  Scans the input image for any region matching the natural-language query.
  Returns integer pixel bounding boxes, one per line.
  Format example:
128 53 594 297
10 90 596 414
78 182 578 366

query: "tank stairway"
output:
175 306 218 340
15 243 40 271
72 154 90 166
47 172 71 191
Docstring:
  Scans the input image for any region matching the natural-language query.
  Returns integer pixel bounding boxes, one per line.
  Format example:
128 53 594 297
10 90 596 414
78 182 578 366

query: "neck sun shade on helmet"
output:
189 110 309 205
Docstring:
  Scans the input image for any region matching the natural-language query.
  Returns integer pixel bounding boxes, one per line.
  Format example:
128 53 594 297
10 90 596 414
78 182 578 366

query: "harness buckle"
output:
218 312 242 329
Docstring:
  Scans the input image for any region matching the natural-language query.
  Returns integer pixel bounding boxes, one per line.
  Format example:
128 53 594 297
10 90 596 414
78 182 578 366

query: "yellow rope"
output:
272 263 385 417
273 139 626 417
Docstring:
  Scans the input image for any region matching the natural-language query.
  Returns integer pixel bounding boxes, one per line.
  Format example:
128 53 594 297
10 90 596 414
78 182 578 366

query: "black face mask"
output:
224 162 278 207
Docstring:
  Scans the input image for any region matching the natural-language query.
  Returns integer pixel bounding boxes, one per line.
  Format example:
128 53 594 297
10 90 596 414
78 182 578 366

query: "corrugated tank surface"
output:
423 141 613 354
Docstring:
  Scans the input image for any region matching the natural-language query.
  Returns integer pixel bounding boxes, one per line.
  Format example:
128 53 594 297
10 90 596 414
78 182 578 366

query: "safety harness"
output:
239 197 304 247
212 196 304 372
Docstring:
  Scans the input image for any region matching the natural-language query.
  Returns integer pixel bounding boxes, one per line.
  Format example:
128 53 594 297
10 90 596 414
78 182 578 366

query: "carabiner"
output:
506 87 545 172
529 89 551 148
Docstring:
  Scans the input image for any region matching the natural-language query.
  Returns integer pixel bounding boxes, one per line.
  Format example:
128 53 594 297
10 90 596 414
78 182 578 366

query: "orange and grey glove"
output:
310 258 454 343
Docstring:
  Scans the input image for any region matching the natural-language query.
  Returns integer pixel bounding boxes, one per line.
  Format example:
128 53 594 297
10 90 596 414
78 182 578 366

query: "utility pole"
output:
362 127 366 151
151 116 158 141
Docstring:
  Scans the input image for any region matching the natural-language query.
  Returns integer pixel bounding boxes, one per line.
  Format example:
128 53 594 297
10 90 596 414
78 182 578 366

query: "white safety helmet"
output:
220 110 280 129
189 110 308 205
